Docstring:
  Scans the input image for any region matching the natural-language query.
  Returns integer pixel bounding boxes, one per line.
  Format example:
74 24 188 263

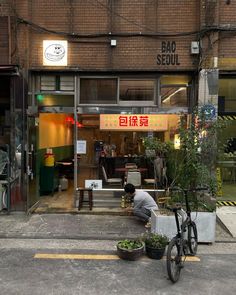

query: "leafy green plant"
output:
166 190 216 212
171 109 226 192
166 109 227 212
142 137 173 158
117 239 143 250
144 233 169 249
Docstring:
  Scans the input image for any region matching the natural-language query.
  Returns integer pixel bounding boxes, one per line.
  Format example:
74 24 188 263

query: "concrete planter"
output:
151 209 216 243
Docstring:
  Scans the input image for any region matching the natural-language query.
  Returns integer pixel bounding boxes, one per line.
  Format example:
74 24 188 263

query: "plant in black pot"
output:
116 239 144 261
144 233 169 260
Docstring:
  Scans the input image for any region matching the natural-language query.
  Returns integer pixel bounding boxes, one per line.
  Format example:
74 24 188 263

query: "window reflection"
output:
160 75 190 108
80 78 117 104
161 86 187 107
119 80 155 101
219 78 236 113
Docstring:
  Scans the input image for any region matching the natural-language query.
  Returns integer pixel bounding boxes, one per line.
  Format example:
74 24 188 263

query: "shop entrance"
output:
34 112 180 213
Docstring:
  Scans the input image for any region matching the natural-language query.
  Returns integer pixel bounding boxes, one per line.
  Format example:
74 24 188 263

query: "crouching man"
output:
124 183 158 227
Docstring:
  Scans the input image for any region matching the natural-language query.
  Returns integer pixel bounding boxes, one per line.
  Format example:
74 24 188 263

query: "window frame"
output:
35 74 75 94
158 75 191 111
78 76 119 106
218 76 236 115
118 78 157 107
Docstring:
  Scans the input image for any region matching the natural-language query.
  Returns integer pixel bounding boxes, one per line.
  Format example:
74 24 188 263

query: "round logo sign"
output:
44 44 65 62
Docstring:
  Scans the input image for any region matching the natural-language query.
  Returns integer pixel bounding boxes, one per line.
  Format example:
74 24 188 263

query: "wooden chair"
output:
126 171 142 188
144 159 158 187
101 165 123 187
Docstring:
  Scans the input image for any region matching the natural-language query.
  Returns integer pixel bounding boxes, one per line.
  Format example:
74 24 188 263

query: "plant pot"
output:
145 245 166 260
151 209 216 243
117 243 144 261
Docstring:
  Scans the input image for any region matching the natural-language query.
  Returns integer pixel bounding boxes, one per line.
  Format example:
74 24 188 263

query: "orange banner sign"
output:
100 114 168 131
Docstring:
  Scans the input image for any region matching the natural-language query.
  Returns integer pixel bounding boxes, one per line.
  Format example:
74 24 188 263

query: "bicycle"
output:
166 187 207 283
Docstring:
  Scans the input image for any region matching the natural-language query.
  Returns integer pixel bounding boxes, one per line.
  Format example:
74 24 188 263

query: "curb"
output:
217 201 236 206
0 234 140 241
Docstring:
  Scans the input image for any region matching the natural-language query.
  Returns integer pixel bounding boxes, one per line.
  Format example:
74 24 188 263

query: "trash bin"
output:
59 176 68 191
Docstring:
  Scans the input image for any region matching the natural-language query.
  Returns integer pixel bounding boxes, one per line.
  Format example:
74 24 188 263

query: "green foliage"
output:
166 190 216 212
142 137 173 157
117 239 143 250
170 109 226 195
143 233 169 249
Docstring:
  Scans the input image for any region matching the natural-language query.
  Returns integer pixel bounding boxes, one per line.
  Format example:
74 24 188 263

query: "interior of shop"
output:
34 113 180 212
34 108 236 213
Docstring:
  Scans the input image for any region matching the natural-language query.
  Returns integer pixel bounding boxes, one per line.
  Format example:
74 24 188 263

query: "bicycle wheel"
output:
188 222 198 255
166 238 182 283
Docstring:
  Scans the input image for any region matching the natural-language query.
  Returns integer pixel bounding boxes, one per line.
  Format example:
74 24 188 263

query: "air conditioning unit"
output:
191 41 200 54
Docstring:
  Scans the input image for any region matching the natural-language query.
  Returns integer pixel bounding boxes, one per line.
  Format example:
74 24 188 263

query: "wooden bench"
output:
77 188 93 210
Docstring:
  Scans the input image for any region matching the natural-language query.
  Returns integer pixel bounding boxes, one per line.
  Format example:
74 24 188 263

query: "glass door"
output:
26 116 39 211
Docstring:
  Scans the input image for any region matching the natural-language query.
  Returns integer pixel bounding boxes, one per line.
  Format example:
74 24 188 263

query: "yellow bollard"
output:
216 167 223 197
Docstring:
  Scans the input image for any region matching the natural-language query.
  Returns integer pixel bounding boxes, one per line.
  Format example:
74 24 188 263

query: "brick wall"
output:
0 0 12 64
200 0 236 70
7 0 236 71
11 0 201 71
0 16 8 64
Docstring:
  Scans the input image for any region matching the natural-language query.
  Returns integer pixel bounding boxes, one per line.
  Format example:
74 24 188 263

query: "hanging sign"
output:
100 114 168 131
201 104 216 121
43 40 68 66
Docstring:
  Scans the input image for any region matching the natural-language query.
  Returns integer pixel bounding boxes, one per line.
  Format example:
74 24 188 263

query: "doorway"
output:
34 112 181 213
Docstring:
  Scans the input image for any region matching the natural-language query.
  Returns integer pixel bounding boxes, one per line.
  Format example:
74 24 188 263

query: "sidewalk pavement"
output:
0 209 235 242
216 206 236 238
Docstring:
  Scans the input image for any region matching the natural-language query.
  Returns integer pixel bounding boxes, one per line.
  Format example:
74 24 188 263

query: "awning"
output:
0 65 19 76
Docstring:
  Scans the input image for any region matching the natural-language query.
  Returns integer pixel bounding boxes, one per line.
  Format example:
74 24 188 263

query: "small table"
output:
77 187 93 210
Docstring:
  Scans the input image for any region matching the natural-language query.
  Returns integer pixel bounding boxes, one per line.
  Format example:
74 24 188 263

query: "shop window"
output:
40 76 56 91
60 76 74 91
39 75 74 92
119 79 155 103
219 78 236 114
160 75 190 108
80 78 117 104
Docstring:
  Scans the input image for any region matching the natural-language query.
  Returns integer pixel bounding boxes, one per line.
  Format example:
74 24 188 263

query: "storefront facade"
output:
2 1 236 211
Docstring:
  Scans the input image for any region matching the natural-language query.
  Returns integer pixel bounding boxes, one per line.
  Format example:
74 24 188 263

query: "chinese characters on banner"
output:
100 114 168 131
119 115 149 127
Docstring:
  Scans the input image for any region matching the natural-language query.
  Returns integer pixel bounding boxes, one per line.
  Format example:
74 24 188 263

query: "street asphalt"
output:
0 208 235 242
0 209 235 295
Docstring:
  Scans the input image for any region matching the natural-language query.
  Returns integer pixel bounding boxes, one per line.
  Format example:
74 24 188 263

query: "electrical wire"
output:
17 16 236 40
88 0 155 33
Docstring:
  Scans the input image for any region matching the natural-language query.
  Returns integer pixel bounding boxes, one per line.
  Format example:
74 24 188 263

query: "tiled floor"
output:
34 185 126 215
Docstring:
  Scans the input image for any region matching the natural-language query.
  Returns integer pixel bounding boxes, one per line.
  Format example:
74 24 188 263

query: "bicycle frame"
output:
167 187 205 283
173 207 189 256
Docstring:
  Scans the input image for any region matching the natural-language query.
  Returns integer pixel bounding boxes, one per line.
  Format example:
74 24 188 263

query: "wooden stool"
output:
77 188 93 210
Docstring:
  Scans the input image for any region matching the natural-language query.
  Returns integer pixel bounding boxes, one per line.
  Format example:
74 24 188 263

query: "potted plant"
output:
144 233 169 259
116 239 144 261
151 108 227 243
